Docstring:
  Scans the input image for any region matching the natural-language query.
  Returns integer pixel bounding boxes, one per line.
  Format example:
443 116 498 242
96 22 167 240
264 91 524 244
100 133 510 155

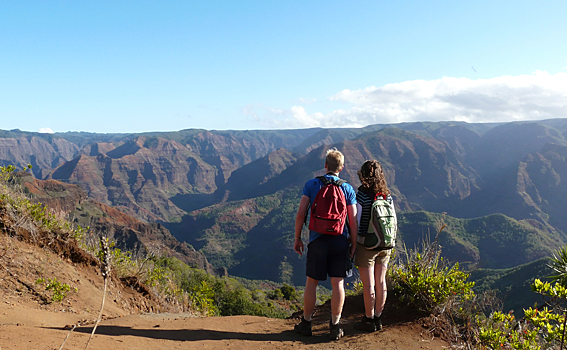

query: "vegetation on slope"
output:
470 258 553 317
6 163 567 348
0 165 302 318
399 211 564 269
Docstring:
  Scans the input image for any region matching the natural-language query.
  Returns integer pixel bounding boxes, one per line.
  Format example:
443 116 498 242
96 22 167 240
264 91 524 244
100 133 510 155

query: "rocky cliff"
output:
18 172 214 273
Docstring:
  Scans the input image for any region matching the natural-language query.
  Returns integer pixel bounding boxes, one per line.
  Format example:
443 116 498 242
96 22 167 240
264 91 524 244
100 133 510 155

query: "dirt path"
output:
0 235 452 349
0 303 451 350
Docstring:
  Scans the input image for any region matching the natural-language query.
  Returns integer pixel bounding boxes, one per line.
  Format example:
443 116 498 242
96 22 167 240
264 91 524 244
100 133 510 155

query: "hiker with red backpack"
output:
354 160 397 332
293 148 358 341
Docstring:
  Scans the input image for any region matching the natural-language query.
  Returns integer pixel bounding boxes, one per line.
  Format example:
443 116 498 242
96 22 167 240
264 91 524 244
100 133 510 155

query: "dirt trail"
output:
0 306 450 350
0 235 451 349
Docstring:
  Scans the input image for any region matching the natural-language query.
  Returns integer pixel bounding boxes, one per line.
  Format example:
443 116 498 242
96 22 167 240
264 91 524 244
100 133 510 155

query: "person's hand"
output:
350 242 356 259
294 238 304 256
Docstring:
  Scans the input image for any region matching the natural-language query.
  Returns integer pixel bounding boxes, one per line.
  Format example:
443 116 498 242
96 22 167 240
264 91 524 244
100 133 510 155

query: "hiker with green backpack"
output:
354 160 397 332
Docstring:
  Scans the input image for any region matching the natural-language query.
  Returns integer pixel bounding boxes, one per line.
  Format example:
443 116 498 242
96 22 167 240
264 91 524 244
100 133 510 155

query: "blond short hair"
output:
325 148 344 173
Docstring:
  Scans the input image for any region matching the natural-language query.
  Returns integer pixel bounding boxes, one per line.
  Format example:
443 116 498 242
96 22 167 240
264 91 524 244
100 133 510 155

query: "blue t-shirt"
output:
302 174 357 243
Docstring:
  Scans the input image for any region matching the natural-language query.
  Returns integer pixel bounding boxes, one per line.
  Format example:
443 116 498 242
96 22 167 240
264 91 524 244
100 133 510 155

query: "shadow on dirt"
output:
46 294 432 345
48 325 333 344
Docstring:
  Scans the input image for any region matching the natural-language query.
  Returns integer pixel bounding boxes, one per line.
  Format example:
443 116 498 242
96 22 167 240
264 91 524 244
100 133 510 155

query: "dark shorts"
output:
306 235 350 281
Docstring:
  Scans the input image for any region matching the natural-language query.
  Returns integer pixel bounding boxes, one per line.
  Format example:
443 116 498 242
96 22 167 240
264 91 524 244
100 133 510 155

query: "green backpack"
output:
357 195 397 250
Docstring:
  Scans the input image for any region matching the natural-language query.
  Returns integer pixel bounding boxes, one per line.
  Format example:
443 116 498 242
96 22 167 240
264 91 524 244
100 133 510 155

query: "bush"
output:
267 288 284 300
152 256 289 318
477 310 540 349
280 284 297 300
389 239 474 314
388 220 481 347
474 246 567 349
36 277 74 303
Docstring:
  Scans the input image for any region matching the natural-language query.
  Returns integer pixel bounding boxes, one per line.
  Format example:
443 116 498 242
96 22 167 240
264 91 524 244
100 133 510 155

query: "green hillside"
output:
398 211 564 269
168 196 564 286
165 188 304 284
469 258 553 317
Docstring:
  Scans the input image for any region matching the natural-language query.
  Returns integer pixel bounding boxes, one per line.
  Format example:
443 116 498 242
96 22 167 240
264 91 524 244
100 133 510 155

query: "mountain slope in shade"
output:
170 148 300 214
251 127 480 214
0 136 79 179
516 143 567 234
217 148 299 201
292 128 365 155
470 258 552 317
398 211 564 269
18 172 214 273
79 141 119 156
469 121 567 178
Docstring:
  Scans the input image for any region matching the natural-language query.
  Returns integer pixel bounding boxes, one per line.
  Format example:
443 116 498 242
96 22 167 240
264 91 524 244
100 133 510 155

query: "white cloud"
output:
244 104 327 129
251 71 567 129
297 97 317 104
38 128 54 134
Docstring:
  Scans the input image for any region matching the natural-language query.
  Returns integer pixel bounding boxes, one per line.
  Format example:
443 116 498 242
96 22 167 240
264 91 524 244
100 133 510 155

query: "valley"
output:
3 119 567 313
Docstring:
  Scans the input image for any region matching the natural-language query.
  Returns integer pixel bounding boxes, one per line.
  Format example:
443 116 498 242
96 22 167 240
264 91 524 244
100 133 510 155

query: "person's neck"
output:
326 171 339 176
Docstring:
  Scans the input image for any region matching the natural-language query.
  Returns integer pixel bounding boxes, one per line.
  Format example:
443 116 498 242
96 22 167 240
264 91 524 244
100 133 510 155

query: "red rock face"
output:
49 137 218 221
19 173 214 273
0 136 79 178
1 129 319 222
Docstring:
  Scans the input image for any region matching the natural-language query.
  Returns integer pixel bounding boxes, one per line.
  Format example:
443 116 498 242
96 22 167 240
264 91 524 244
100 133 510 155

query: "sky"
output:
1 1 567 134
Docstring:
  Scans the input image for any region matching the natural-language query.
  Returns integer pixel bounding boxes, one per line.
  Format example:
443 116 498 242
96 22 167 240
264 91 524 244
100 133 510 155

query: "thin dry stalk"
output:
85 236 111 350
58 324 77 350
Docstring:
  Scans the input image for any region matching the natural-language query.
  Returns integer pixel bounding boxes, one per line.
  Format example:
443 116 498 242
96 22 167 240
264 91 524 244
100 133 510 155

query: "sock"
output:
303 313 312 322
374 312 382 318
331 314 341 325
365 314 374 319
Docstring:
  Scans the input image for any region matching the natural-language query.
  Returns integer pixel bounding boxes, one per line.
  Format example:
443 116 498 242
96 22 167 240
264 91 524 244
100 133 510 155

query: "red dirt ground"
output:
0 234 453 350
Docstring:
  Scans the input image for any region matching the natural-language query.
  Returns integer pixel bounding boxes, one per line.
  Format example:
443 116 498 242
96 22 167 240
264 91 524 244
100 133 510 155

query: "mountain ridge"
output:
3 119 567 287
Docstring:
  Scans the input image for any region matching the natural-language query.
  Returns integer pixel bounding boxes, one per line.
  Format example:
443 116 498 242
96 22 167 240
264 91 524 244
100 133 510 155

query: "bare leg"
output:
358 266 376 317
374 262 388 316
303 277 319 319
330 277 345 320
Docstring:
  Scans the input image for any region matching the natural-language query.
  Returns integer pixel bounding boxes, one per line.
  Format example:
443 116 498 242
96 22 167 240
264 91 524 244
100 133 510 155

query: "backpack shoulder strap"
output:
316 176 332 186
374 192 387 201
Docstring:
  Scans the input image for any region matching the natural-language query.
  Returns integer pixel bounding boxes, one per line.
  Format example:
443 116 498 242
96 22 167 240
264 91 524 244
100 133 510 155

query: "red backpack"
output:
307 176 348 235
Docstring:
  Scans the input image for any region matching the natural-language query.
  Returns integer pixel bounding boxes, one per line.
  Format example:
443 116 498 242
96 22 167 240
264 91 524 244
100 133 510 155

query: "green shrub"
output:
477 311 540 349
188 280 216 316
152 256 289 318
475 246 567 349
36 277 74 303
280 284 297 300
389 241 475 313
268 288 284 300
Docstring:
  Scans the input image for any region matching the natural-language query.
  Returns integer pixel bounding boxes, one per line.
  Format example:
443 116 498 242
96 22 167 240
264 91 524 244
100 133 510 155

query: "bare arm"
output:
347 204 358 258
294 195 311 255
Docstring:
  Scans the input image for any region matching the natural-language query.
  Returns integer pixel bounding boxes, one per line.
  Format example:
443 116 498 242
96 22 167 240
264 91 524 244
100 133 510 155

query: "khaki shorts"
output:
354 244 391 268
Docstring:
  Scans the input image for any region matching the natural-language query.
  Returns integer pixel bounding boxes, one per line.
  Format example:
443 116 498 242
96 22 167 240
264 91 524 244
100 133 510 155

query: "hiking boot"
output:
354 316 377 332
375 315 382 331
329 321 344 341
294 317 312 336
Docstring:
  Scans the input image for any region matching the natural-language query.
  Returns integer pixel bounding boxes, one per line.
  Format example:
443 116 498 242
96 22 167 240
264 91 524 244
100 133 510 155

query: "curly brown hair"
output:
357 160 390 195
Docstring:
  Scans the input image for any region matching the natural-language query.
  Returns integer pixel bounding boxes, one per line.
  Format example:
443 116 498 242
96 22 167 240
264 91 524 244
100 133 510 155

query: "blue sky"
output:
1 1 566 133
